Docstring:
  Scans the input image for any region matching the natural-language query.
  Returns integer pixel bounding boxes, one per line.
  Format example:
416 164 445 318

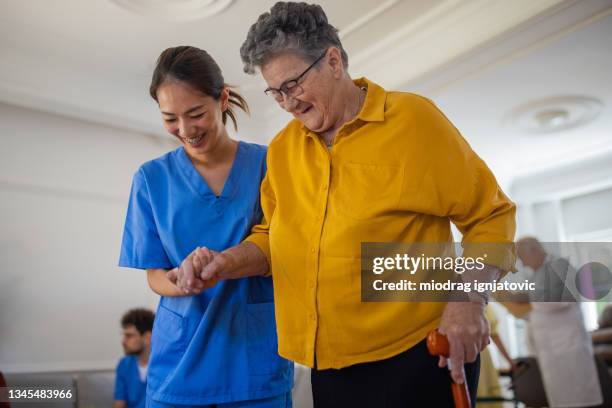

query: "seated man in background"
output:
113 308 154 408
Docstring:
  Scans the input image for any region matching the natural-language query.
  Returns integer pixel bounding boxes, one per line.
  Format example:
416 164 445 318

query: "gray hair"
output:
240 2 349 74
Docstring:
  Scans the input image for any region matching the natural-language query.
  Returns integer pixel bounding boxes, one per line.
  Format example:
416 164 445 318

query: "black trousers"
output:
311 339 480 408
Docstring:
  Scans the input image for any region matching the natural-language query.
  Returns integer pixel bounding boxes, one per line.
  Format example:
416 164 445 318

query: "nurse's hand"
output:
193 247 219 287
169 248 218 294
437 301 489 384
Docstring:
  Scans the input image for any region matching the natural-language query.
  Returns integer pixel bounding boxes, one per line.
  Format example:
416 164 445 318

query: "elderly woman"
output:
175 2 516 407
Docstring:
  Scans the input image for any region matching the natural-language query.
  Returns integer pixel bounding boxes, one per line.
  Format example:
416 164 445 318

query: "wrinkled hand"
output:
198 249 236 281
167 247 218 294
438 301 489 384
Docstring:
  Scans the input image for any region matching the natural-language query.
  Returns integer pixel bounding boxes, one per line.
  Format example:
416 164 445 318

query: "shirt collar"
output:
354 77 386 123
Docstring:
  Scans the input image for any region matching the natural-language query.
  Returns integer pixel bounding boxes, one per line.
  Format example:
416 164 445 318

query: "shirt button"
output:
308 280 315 289
310 247 316 253
321 184 328 190
309 313 316 321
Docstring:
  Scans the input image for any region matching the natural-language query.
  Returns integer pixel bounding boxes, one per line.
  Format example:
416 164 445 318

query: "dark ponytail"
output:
149 46 249 130
224 88 250 130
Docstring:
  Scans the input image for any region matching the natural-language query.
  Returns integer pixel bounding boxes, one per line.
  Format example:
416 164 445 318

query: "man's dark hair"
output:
121 308 154 335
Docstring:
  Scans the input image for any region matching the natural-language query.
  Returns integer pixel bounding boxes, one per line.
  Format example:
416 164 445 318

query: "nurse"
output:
119 46 293 408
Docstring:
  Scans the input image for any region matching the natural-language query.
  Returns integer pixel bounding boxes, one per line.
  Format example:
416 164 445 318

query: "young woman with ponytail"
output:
119 46 293 408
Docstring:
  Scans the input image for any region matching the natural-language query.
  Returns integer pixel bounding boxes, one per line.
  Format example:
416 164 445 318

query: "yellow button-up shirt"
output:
246 77 516 369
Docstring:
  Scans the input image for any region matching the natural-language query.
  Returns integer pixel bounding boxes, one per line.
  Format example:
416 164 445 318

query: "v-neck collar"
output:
176 141 244 202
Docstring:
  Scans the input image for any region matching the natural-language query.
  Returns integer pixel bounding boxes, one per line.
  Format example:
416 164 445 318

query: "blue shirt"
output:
114 355 146 408
119 141 293 405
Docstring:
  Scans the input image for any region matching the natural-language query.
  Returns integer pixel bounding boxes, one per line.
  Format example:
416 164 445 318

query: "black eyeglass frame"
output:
264 50 328 100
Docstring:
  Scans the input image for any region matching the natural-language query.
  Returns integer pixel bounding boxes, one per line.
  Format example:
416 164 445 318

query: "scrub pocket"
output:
151 303 187 357
247 302 286 376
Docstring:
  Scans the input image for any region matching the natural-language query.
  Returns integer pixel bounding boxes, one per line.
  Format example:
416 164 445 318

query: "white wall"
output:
511 150 612 241
0 102 175 373
510 151 612 333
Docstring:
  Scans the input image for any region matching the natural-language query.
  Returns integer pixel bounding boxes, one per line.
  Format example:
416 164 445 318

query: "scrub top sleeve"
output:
119 168 173 269
113 360 128 401
244 171 274 271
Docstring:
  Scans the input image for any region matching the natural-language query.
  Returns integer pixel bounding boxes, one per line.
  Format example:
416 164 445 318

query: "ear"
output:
326 47 345 79
220 87 230 111
144 331 152 346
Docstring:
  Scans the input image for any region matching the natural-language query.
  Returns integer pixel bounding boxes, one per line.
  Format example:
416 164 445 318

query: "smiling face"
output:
261 48 345 133
156 80 229 157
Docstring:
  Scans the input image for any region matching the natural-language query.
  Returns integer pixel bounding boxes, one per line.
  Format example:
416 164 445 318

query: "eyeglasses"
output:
264 51 327 102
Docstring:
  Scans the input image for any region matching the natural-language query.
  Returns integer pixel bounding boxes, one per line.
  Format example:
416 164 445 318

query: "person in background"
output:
476 306 515 408
517 237 603 407
113 308 154 408
118 46 292 408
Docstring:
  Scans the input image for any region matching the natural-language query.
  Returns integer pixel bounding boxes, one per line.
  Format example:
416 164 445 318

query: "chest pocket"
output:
334 162 404 220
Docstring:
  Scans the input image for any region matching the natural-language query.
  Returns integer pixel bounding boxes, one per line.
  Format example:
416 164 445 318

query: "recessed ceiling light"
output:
504 96 603 134
109 0 234 22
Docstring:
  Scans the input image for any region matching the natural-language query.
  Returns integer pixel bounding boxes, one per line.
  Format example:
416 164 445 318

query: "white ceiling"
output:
410 0 612 187
1 0 611 188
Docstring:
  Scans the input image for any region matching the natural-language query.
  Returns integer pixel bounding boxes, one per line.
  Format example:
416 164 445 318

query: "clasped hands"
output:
167 247 230 295
168 247 495 385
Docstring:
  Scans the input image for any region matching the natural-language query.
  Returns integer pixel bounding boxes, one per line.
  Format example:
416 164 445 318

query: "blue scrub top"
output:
119 141 293 405
114 355 146 408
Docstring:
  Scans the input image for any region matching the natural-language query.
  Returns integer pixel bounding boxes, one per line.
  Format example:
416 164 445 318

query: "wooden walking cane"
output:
427 330 471 408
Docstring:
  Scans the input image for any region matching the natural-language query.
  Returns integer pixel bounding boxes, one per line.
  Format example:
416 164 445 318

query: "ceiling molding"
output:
503 95 604 134
349 0 567 89
109 0 235 22
339 0 402 39
404 0 612 95
0 80 173 143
